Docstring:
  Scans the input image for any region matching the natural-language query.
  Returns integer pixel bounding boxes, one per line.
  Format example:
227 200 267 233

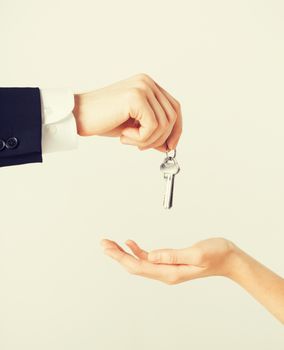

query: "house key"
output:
160 150 180 209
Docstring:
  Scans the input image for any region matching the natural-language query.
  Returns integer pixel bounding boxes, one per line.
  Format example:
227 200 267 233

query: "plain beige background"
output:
0 0 284 348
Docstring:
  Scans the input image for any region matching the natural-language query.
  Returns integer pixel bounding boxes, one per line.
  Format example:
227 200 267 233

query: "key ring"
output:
161 154 180 176
166 149 176 160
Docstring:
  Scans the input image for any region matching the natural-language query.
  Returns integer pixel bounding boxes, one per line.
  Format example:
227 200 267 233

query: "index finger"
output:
155 84 183 150
103 244 184 283
104 247 141 274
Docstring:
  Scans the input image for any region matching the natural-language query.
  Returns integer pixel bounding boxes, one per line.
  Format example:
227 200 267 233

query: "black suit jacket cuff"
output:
0 88 42 167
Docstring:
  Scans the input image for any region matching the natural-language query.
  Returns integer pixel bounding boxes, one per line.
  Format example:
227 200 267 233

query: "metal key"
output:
160 151 180 209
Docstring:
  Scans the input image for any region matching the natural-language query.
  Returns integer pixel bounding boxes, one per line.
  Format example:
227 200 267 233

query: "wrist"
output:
73 93 86 136
222 241 246 281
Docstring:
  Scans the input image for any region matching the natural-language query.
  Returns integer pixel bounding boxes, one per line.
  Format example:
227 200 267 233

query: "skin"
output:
101 238 284 324
76 73 284 324
73 73 182 152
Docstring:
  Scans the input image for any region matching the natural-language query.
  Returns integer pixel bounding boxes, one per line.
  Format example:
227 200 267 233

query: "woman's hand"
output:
102 237 284 323
73 74 182 152
101 238 236 284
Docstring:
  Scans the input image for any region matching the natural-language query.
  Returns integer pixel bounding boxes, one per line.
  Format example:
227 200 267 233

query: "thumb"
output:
121 100 157 142
148 248 196 265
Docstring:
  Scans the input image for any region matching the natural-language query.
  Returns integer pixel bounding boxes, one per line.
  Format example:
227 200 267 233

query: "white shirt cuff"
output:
40 89 78 154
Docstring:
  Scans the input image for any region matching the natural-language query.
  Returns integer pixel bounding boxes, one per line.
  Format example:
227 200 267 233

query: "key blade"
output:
160 153 180 210
163 174 175 209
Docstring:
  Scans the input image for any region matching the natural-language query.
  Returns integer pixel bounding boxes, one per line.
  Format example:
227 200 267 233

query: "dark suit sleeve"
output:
0 88 42 167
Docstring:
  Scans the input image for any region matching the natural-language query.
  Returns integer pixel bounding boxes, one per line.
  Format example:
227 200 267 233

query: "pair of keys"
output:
160 149 180 209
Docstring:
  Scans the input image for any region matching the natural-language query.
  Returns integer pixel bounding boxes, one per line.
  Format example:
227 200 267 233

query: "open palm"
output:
101 238 234 285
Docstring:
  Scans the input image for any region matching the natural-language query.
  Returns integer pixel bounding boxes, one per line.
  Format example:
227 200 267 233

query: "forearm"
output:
227 245 284 324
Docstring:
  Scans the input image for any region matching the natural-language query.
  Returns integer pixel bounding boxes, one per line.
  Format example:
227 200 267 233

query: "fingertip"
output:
125 240 132 247
167 124 182 151
166 139 177 151
161 143 168 152
104 247 120 259
100 239 109 247
126 240 138 251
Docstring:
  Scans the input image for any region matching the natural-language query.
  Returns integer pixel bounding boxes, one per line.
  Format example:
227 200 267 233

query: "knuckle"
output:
136 80 150 92
174 99 181 114
159 121 169 134
136 73 152 83
139 134 151 144
167 252 178 265
162 117 170 128
127 87 146 102
150 252 160 262
148 119 158 133
217 236 228 243
168 111 177 123
217 237 234 252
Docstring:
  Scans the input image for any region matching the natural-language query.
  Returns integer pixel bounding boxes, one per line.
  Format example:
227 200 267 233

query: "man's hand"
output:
73 74 182 152
101 238 236 285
